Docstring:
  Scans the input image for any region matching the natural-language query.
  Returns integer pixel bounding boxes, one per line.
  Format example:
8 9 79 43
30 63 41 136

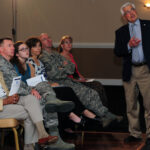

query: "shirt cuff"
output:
127 43 132 53
0 99 3 111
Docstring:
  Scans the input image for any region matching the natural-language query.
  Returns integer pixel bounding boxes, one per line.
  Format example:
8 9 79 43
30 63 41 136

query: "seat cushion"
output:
0 118 19 128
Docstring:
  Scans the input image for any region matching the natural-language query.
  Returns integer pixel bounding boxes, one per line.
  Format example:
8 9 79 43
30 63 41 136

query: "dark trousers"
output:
53 86 85 129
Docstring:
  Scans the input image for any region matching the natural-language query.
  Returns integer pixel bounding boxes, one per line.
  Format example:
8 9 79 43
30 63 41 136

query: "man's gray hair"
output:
120 2 136 16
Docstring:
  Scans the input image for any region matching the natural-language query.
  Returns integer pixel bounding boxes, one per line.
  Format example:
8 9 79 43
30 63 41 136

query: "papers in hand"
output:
86 79 95 82
0 84 7 97
52 85 67 88
0 99 3 111
9 76 21 96
26 74 47 87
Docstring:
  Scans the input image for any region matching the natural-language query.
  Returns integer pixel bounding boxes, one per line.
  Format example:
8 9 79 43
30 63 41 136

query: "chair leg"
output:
12 127 20 150
74 124 84 145
81 131 84 145
18 126 24 150
1 129 5 147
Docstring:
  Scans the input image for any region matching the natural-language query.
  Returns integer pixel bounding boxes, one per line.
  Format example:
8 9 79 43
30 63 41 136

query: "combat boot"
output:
45 99 75 113
41 126 75 150
101 112 123 128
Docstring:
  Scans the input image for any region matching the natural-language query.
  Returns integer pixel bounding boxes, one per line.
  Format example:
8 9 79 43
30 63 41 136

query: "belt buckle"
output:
132 62 146 67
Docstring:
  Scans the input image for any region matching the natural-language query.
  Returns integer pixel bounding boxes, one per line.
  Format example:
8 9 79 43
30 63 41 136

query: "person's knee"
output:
2 105 29 120
23 94 39 104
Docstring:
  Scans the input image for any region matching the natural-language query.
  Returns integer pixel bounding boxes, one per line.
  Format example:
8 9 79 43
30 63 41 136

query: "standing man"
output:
114 2 150 150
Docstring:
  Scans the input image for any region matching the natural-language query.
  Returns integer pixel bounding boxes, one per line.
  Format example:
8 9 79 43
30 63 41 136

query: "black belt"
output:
132 62 147 67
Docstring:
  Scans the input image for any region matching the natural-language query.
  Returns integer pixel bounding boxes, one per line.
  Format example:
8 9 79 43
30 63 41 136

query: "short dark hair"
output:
11 41 26 75
26 37 42 56
0 37 13 45
26 37 42 49
14 41 25 55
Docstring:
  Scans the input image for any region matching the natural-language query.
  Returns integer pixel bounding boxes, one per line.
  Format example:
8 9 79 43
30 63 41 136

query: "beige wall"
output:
0 0 150 80
72 48 122 79
0 0 12 37
0 0 150 42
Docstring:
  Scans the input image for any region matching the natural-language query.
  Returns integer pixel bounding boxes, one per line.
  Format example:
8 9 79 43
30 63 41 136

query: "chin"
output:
129 19 136 23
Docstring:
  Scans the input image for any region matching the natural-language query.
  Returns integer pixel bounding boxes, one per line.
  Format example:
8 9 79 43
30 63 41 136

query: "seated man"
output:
0 37 75 150
0 71 58 150
39 33 123 128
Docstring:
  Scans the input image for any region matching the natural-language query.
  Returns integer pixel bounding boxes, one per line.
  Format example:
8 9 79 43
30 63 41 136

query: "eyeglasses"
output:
63 41 72 44
18 47 29 52
124 8 135 16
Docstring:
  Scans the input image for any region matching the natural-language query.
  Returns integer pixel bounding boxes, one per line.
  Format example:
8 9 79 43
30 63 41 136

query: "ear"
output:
122 15 127 21
121 15 128 24
0 46 3 54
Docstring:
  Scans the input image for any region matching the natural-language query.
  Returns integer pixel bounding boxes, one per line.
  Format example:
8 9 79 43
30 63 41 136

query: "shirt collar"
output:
129 19 140 27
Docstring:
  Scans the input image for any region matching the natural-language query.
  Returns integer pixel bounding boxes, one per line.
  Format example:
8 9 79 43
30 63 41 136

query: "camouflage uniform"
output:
40 50 109 117
0 55 58 128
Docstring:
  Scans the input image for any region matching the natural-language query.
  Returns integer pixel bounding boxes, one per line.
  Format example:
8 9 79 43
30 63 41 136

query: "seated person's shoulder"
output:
52 49 59 54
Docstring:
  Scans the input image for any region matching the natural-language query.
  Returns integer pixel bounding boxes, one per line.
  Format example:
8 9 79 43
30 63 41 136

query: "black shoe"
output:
90 116 102 123
82 115 102 124
75 116 86 127
64 128 74 134
101 112 123 128
141 138 150 150
124 135 142 143
71 116 86 131
101 116 116 128
45 99 75 113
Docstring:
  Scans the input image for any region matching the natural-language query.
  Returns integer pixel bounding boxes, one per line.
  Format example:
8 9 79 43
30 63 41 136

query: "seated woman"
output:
39 33 123 128
58 35 109 107
0 71 58 150
12 40 101 131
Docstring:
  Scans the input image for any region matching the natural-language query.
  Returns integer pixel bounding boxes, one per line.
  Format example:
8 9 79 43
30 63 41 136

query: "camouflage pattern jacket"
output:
0 55 31 95
0 55 58 128
40 50 75 82
40 50 109 118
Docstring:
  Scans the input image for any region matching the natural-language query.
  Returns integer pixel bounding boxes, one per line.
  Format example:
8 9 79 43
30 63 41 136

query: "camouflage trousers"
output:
35 81 59 128
81 81 108 107
41 103 58 128
51 78 108 117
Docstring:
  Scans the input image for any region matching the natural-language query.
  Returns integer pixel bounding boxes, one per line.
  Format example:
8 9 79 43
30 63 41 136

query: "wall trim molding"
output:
92 79 123 86
53 42 114 48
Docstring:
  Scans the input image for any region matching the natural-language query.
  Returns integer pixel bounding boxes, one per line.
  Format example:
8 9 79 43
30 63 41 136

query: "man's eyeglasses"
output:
124 8 135 16
18 47 29 52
